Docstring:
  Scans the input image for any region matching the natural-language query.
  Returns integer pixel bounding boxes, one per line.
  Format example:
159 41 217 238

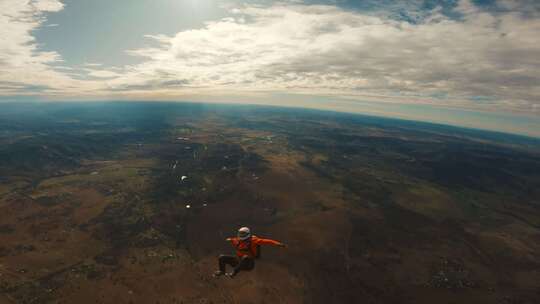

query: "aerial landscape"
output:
1 0 540 303
0 102 539 303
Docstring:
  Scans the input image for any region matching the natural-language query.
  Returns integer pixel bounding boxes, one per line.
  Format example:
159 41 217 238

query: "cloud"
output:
97 0 539 113
0 1 63 87
86 70 123 79
0 0 102 96
0 0 539 116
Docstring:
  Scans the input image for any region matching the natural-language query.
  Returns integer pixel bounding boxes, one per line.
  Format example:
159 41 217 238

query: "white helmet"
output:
237 227 251 240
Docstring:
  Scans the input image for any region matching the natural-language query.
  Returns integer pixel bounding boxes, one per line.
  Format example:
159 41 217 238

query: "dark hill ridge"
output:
0 101 539 304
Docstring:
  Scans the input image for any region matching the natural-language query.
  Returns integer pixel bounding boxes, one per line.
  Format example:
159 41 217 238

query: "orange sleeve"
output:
254 237 282 246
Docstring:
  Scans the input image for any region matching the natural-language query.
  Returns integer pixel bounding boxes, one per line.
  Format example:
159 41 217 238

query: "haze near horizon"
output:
1 0 539 136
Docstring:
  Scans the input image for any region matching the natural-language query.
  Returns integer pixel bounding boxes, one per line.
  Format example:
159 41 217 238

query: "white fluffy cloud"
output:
0 1 63 92
0 0 102 96
1 0 539 115
99 0 540 113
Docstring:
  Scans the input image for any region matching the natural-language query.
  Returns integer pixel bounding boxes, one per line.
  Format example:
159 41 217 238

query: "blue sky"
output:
1 0 539 137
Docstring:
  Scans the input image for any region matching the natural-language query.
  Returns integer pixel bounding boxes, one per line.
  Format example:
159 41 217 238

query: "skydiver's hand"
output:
226 238 233 241
279 243 287 248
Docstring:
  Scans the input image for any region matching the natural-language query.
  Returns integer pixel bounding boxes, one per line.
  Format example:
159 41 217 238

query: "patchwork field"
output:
1 102 540 303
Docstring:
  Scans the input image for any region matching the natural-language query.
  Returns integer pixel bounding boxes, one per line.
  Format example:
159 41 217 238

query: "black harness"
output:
235 238 261 259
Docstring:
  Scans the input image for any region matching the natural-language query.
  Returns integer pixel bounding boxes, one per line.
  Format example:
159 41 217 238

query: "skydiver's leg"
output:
231 256 254 276
218 254 238 273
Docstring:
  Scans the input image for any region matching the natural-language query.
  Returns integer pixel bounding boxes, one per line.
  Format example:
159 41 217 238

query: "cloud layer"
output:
0 0 103 95
1 0 539 115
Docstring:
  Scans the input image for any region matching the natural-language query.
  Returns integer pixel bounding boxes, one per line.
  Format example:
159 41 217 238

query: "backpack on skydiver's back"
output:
251 236 261 259
239 237 261 259
254 243 261 259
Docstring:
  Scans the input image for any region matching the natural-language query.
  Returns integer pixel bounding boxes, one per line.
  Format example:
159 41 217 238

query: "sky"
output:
1 0 539 137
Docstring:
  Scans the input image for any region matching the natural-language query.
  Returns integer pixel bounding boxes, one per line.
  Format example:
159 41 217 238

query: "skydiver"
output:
213 227 286 278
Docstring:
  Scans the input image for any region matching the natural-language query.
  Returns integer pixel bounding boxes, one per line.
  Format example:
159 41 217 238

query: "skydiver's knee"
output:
240 256 255 270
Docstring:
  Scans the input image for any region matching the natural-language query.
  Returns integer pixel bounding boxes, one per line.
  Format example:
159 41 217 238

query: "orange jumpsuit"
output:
229 235 283 258
218 236 283 276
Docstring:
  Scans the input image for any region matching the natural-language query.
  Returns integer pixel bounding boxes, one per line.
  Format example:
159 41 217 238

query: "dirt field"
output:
1 102 540 303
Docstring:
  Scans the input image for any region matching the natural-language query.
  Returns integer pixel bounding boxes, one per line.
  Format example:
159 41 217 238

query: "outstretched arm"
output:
256 238 287 247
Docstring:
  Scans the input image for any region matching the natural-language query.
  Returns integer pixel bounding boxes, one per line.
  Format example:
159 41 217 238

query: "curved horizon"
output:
1 0 539 137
